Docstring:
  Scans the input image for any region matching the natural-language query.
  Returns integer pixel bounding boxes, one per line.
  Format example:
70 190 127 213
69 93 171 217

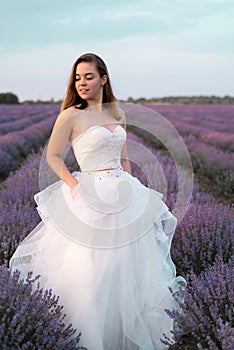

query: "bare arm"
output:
46 109 78 190
120 110 132 175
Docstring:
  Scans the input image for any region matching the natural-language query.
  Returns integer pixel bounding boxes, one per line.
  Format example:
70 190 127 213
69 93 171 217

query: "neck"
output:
86 103 103 113
86 90 103 109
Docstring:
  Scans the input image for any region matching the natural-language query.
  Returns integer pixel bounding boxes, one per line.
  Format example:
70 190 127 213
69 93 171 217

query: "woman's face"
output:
75 62 107 106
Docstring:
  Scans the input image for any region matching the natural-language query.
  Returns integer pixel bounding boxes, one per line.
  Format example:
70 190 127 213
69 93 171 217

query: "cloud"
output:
0 0 233 99
0 0 233 54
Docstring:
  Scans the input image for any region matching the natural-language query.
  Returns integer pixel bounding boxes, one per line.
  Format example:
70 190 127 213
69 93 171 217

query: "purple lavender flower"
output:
0 265 86 349
164 256 234 349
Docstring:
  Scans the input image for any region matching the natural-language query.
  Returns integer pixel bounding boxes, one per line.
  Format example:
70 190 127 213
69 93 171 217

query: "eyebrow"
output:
75 72 95 76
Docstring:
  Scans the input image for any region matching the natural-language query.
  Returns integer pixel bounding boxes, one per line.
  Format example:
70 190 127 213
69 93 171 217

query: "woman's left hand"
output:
70 182 80 201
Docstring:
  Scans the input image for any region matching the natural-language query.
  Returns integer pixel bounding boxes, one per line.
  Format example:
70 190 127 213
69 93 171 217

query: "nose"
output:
80 77 87 85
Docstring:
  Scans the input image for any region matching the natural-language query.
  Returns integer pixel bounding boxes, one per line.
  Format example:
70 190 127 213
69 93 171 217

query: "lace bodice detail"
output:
71 125 126 171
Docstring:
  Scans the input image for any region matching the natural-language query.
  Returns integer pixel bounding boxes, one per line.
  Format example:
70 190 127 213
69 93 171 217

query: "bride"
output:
10 53 186 349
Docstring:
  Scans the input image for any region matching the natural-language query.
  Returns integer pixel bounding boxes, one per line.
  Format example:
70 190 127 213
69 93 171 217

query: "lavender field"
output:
0 105 59 179
0 104 233 349
128 104 234 202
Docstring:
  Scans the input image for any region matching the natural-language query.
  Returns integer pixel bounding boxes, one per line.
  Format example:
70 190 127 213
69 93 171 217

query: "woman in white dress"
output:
10 53 186 349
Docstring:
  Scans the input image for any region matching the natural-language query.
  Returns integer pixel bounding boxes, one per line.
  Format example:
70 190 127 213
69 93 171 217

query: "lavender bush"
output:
165 256 234 350
0 265 86 349
171 201 233 276
0 152 42 266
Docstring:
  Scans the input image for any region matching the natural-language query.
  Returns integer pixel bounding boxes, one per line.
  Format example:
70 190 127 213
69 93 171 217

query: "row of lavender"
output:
127 104 234 200
1 104 233 199
0 104 60 124
0 130 233 349
0 105 59 179
151 105 234 142
0 104 60 135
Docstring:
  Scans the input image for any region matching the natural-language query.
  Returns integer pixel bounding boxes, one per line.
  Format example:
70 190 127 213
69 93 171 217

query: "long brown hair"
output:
61 53 120 119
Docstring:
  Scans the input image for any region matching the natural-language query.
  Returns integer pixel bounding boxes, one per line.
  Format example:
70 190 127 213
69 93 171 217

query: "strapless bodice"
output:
71 124 126 171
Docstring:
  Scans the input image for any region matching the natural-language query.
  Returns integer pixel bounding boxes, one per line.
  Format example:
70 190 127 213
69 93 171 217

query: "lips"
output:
79 89 89 94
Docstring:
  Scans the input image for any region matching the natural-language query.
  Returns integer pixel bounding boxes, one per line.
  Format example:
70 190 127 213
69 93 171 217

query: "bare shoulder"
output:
54 106 83 128
59 105 82 119
118 107 127 126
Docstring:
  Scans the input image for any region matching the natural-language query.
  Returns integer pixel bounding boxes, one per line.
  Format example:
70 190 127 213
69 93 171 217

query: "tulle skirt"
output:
9 167 186 350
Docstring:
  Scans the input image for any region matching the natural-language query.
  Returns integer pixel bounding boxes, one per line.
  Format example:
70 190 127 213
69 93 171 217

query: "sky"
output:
0 0 233 102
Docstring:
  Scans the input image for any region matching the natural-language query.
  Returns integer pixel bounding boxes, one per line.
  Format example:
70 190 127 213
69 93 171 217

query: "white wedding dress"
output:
10 124 186 350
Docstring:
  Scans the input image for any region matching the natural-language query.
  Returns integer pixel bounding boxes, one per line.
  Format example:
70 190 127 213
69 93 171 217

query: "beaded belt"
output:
81 165 123 179
82 167 116 172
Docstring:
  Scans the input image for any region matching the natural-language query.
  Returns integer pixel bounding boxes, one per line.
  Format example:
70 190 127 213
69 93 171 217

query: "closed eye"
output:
75 77 93 81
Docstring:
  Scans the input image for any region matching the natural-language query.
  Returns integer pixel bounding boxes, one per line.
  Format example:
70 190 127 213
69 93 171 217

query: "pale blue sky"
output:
0 0 233 101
